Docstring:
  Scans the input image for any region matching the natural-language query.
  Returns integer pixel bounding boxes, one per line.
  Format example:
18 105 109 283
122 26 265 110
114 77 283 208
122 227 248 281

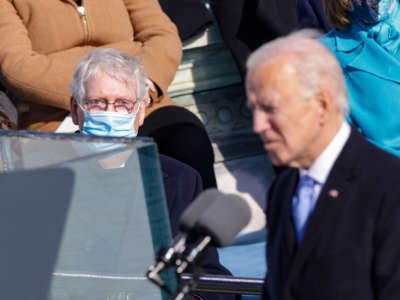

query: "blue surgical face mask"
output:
82 110 138 138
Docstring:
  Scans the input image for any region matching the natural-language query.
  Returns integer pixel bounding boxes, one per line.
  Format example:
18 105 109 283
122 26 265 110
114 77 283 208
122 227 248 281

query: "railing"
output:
181 274 264 295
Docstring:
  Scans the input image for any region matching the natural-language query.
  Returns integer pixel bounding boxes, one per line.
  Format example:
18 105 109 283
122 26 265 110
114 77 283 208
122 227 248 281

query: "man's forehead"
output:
253 56 297 82
248 57 300 98
88 69 136 88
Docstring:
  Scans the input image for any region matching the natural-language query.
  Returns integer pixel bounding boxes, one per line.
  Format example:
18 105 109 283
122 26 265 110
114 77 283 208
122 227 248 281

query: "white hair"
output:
70 48 147 104
247 29 349 114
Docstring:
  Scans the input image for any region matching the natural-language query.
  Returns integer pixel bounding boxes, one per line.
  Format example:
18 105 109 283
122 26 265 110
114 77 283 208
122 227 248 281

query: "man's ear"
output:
315 89 333 123
137 100 146 127
70 97 79 125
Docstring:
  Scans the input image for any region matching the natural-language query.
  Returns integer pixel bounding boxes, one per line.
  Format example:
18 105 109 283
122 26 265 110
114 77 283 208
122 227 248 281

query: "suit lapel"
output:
273 169 299 282
282 171 299 261
286 128 362 285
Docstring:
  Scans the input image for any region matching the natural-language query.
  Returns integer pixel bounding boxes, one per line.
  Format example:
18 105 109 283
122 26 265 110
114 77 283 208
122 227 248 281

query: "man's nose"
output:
106 102 117 112
253 110 269 134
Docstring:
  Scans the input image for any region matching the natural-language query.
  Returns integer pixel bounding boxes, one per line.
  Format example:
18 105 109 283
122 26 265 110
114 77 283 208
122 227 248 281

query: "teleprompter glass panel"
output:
0 130 175 300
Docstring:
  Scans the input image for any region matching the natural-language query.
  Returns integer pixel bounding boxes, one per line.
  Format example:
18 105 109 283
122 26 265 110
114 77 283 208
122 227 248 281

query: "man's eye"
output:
263 106 275 113
93 99 102 104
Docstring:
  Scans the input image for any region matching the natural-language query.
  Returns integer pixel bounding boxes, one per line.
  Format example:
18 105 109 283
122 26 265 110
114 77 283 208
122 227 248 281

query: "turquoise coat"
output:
319 6 400 157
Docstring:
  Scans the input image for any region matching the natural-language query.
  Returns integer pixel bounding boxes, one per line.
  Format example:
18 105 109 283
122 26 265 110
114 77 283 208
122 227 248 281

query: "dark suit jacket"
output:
158 0 213 41
296 0 331 32
160 154 234 300
211 0 296 79
160 153 203 237
161 0 297 79
264 127 400 300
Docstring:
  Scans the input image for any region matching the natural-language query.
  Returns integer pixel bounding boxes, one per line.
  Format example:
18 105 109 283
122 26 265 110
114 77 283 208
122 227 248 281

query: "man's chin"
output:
267 152 285 166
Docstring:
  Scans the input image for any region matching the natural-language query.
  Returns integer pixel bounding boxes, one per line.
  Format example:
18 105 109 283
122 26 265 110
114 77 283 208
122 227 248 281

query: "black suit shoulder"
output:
337 127 400 193
159 153 202 187
159 154 203 236
358 135 400 181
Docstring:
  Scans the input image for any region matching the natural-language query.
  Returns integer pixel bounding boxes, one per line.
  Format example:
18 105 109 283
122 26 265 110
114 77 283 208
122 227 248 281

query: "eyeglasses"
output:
82 98 141 114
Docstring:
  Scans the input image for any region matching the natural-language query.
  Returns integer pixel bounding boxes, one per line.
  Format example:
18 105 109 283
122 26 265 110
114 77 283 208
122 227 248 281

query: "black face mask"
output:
351 0 380 15
351 0 397 23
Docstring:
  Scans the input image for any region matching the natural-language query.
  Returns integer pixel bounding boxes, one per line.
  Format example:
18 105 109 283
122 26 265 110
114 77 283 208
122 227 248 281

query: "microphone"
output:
147 189 251 299
195 192 251 246
176 192 251 274
146 189 221 288
179 188 222 233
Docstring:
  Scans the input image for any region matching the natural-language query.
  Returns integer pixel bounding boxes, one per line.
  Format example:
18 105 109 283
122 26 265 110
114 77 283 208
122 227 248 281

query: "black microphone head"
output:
195 192 251 247
179 188 221 233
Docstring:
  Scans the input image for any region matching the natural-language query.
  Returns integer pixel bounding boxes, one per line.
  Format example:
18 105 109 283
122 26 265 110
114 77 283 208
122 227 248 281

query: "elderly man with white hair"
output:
69 49 234 300
70 49 149 138
246 31 400 300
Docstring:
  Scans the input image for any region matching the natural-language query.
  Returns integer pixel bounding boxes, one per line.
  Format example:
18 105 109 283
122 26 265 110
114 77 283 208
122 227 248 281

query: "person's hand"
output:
145 78 156 106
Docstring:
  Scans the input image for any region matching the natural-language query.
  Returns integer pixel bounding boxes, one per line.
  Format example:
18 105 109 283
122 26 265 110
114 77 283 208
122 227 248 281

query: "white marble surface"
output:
214 154 275 233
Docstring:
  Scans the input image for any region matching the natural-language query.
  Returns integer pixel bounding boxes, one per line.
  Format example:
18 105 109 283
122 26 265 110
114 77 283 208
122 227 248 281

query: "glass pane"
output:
0 130 175 300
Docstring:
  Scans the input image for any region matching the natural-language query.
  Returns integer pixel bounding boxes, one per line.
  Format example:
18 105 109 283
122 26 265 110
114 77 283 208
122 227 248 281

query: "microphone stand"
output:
146 236 213 299
174 255 205 300
176 236 212 274
147 260 174 296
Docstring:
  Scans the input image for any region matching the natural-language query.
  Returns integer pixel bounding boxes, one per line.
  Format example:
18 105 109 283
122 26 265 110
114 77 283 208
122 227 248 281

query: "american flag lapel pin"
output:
328 189 339 198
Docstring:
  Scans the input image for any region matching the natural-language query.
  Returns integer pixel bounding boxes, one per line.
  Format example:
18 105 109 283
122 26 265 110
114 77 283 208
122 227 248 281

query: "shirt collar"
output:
300 121 351 185
334 27 364 52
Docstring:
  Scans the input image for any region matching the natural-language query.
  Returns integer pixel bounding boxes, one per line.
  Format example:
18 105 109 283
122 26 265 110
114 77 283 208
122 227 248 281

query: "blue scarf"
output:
351 0 400 57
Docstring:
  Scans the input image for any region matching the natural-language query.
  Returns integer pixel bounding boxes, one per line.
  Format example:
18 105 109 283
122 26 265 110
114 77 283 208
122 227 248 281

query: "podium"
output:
0 130 175 300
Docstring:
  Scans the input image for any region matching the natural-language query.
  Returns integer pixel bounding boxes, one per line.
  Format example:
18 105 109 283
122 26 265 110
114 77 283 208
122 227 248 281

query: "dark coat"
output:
264 127 400 300
160 154 203 237
160 0 297 79
160 154 234 300
296 0 331 32
158 0 213 41
211 0 297 79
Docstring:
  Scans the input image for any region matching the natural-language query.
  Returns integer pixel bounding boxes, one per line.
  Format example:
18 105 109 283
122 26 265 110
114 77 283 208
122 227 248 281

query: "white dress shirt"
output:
299 121 351 201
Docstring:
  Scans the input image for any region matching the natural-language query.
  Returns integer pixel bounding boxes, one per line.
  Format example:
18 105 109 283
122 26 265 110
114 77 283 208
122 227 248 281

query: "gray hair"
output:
70 48 147 104
246 29 349 114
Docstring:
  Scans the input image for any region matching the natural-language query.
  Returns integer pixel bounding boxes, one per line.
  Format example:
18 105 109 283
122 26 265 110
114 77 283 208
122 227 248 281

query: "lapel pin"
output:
328 189 339 198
